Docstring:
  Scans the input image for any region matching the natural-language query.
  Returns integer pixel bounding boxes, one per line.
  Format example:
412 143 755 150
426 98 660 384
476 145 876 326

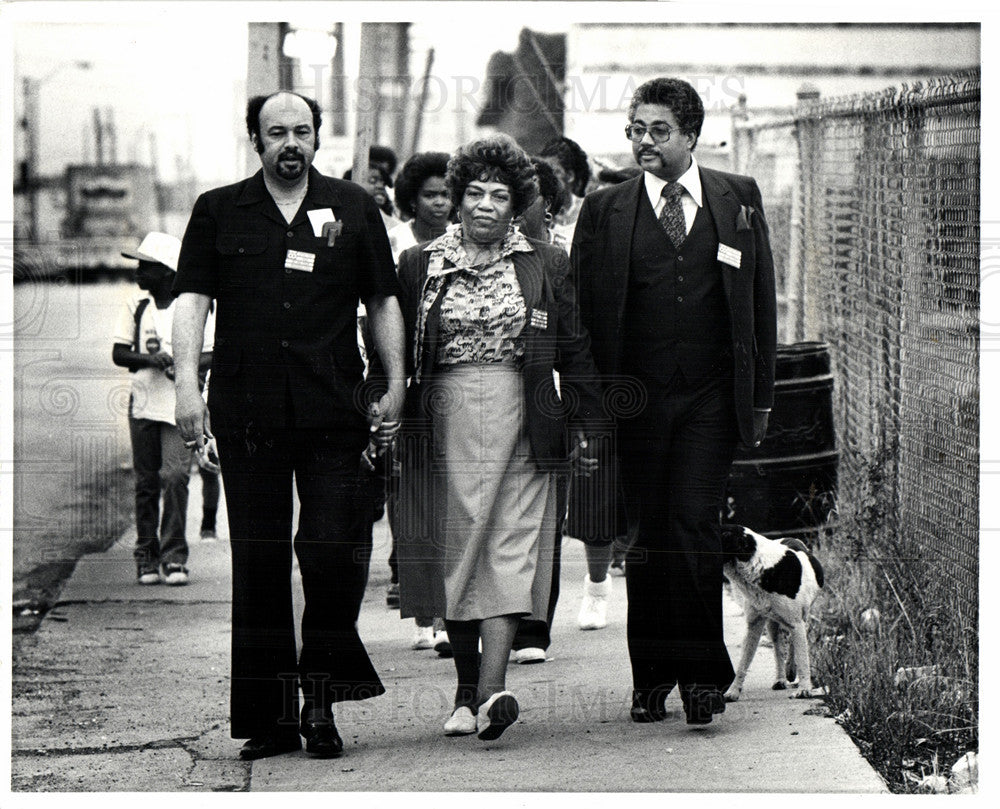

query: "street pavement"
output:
10 473 888 795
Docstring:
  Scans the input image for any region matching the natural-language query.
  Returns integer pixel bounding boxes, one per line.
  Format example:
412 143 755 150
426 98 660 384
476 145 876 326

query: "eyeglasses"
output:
625 122 674 143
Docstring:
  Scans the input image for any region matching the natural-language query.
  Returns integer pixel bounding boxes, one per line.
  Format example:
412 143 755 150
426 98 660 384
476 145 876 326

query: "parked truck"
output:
15 163 159 281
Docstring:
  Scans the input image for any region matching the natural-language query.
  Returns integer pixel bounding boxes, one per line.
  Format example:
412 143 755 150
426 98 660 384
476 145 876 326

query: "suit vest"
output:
623 193 732 384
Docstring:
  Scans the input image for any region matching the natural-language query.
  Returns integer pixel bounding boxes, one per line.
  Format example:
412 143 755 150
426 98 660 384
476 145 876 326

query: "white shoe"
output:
443 706 477 736
476 691 519 741
411 624 435 650
514 647 547 664
162 564 189 586
577 574 611 630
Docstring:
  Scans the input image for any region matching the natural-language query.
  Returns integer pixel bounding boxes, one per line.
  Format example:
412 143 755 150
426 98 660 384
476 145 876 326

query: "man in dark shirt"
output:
171 91 405 761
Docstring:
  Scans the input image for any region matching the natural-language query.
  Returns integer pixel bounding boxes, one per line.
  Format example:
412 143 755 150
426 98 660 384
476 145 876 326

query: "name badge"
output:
529 308 548 330
717 244 742 269
285 250 316 272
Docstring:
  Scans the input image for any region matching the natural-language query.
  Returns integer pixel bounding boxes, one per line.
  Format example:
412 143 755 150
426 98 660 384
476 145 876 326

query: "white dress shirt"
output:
644 156 702 235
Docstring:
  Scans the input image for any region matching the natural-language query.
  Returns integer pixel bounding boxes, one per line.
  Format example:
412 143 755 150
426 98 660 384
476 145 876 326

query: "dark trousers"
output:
620 372 737 696
512 537 561 650
129 416 191 569
214 421 385 739
199 466 220 532
513 473 568 651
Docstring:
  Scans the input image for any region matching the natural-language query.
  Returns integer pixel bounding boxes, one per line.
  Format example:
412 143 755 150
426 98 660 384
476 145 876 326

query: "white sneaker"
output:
443 706 477 736
411 624 435 650
514 647 547 664
137 569 161 586
162 564 189 586
577 574 611 630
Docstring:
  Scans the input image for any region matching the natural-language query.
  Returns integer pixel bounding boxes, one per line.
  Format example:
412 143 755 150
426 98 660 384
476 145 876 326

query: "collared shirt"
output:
413 223 534 380
173 167 400 430
644 155 702 235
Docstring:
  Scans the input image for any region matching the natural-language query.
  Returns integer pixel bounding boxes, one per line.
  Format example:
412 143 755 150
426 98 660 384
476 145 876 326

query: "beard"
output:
275 148 306 180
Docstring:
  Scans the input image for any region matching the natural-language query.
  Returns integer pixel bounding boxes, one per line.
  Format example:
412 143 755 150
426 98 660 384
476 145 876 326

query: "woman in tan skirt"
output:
395 134 602 741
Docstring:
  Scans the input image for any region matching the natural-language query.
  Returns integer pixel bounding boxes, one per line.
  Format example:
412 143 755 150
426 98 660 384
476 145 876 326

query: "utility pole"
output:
408 47 435 156
105 107 118 165
21 61 92 242
21 76 39 240
352 23 380 184
93 108 105 166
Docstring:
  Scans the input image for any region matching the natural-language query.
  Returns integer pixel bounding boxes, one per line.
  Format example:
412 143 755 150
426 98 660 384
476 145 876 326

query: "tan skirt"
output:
396 363 556 621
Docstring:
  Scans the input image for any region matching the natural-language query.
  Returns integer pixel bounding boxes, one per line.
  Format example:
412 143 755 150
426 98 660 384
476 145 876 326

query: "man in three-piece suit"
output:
570 77 777 725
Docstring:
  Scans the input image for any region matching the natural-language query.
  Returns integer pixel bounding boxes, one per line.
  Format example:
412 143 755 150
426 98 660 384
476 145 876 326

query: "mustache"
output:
278 148 304 161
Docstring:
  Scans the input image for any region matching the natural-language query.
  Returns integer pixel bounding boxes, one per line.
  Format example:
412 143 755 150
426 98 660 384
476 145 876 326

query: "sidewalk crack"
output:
13 735 201 757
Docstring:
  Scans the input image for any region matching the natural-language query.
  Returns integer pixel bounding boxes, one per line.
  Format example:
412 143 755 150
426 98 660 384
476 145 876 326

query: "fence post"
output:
787 84 819 342
794 85 822 342
729 93 750 175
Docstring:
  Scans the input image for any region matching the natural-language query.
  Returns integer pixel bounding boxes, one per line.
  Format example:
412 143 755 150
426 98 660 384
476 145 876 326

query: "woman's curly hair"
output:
531 157 566 218
447 134 538 217
393 151 451 220
540 136 590 198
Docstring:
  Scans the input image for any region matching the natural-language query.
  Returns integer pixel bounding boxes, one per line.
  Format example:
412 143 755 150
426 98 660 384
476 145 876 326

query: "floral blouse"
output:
414 223 534 379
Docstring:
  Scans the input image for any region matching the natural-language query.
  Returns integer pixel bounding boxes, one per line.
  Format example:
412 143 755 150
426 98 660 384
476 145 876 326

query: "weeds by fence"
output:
732 69 979 791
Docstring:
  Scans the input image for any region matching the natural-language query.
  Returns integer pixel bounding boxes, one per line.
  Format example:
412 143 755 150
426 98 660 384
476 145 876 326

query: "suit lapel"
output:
700 167 741 302
608 176 644 322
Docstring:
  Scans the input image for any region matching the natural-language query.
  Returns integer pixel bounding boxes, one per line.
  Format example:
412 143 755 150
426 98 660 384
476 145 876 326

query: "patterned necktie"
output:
658 182 687 250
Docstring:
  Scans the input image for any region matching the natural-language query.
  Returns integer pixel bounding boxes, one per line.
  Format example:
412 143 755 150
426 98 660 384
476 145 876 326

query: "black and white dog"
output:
719 525 824 701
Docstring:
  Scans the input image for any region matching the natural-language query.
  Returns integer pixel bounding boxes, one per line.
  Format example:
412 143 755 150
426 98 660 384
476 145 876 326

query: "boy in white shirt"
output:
112 232 214 584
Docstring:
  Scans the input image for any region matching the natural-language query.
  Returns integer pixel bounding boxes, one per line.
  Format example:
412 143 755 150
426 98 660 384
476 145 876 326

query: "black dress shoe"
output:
630 687 673 723
238 735 301 760
300 716 344 758
681 686 726 725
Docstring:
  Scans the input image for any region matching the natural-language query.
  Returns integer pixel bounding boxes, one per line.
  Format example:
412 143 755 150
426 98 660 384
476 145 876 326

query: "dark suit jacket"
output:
174 167 400 432
571 166 777 446
396 237 603 471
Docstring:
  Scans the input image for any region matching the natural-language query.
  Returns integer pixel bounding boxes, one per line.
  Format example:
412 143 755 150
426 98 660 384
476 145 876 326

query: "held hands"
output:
363 385 405 470
368 383 404 427
569 431 599 478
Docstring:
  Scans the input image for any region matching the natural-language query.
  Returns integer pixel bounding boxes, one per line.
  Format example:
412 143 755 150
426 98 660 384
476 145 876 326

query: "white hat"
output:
121 232 182 271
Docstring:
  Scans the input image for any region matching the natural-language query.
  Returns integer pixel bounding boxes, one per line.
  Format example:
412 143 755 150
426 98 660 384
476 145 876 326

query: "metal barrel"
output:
726 342 838 538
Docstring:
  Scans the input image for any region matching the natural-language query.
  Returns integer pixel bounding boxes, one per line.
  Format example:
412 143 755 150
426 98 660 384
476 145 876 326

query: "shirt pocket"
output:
216 232 268 287
312 229 360 287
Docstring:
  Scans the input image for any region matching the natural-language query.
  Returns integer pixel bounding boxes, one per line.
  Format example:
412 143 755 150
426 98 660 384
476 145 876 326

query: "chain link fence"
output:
732 69 979 621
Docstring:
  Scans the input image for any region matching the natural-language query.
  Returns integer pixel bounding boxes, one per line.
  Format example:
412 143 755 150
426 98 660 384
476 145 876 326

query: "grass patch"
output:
809 452 978 793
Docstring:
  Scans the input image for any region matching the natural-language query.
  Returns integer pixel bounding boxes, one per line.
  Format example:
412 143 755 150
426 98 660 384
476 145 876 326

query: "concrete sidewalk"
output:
10 476 887 794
